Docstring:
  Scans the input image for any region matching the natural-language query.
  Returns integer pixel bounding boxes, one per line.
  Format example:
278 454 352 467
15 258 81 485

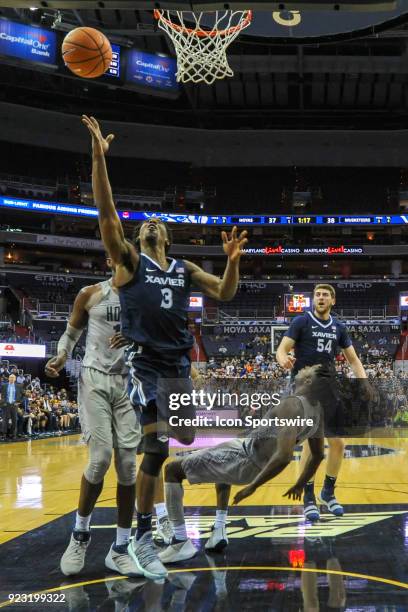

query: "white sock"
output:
115 526 131 547
154 502 168 520
75 512 91 532
214 510 228 529
173 523 188 541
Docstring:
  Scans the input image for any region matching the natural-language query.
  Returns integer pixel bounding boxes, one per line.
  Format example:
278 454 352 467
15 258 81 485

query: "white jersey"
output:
244 394 322 469
82 279 127 376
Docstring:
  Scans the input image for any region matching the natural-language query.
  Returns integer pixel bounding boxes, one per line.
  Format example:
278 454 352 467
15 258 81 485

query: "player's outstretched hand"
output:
109 332 130 350
221 226 248 262
233 483 256 505
81 115 115 155
283 484 303 501
45 354 67 378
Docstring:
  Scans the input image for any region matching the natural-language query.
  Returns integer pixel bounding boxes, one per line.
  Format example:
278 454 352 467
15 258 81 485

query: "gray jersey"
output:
82 280 127 376
244 394 322 470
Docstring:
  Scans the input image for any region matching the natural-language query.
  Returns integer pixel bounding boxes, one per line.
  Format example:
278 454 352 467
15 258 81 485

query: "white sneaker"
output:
158 539 197 564
205 526 228 552
154 516 174 545
127 531 168 580
60 531 91 576
105 543 143 577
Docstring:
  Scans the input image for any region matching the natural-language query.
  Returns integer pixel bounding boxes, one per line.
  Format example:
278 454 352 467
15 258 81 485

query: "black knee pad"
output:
141 452 167 477
140 433 169 476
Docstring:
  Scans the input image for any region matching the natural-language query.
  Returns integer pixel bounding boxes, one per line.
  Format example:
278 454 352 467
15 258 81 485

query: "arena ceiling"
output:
0 4 408 128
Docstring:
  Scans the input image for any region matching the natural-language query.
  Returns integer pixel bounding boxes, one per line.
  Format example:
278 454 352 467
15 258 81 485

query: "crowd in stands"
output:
349 330 400 361
204 329 400 362
2 337 408 443
0 361 79 442
0 318 15 343
201 354 408 427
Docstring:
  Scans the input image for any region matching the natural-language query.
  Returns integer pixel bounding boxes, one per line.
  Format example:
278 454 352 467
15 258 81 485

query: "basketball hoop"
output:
153 10 252 85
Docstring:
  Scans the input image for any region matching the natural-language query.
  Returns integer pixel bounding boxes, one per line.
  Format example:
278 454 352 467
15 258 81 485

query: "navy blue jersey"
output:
119 253 194 358
284 311 352 376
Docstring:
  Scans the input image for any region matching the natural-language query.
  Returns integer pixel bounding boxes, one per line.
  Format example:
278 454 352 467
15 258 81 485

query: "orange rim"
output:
153 9 252 39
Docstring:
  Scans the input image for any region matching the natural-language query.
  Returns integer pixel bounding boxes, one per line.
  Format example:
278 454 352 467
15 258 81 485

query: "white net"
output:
154 10 252 86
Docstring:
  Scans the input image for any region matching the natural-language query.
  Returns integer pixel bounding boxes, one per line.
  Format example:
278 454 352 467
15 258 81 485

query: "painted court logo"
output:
184 511 408 539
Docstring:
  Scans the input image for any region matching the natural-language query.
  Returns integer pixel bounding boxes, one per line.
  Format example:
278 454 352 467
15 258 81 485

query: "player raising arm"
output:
81 115 247 296
82 115 247 581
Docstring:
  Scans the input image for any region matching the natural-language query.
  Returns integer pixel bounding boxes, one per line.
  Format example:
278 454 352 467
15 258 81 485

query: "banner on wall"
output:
0 20 57 65
0 343 46 358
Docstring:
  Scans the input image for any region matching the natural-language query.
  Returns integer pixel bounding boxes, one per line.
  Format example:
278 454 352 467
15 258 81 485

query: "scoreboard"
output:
1 197 408 225
284 293 312 316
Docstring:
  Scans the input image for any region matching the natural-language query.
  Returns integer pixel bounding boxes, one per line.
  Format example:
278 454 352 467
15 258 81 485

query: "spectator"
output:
0 374 24 441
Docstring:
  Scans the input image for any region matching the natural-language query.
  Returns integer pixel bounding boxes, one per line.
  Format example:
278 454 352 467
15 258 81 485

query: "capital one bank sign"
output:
0 20 56 65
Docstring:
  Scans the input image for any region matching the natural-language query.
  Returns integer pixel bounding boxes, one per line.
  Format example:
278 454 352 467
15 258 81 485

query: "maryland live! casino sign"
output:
0 20 57 65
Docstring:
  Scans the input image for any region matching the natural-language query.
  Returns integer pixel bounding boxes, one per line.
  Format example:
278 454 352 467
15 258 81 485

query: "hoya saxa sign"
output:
0 20 57 65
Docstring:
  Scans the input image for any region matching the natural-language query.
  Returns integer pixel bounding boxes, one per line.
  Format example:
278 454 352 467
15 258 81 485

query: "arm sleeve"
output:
339 324 353 349
284 316 304 342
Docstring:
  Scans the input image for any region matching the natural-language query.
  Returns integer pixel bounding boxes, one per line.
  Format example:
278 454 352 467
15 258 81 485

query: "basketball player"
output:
276 283 371 521
82 115 247 580
158 365 325 563
45 259 141 577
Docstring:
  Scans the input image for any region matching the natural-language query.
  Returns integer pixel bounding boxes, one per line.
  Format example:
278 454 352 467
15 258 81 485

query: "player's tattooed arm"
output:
45 286 92 378
342 345 375 400
342 345 367 378
81 115 138 273
185 226 248 301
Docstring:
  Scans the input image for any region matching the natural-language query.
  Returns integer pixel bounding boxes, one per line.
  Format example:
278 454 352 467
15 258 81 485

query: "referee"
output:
276 284 370 521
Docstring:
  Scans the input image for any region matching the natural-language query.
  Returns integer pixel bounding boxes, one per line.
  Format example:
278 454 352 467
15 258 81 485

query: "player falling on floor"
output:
45 258 142 577
158 365 325 563
276 283 370 521
82 114 248 580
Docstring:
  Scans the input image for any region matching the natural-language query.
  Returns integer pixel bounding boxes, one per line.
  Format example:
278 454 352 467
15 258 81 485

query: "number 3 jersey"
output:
284 310 352 376
119 253 194 360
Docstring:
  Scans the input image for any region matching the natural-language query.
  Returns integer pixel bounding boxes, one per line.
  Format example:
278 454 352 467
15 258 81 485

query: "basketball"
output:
62 27 112 79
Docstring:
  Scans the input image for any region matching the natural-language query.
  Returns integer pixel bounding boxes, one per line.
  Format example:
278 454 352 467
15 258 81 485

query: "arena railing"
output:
203 306 399 324
0 172 56 189
24 299 72 318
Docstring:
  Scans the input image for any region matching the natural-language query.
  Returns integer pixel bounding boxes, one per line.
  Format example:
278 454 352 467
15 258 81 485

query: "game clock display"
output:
284 293 312 315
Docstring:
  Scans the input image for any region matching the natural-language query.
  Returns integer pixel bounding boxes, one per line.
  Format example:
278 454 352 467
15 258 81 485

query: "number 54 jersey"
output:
284 310 352 376
119 253 194 360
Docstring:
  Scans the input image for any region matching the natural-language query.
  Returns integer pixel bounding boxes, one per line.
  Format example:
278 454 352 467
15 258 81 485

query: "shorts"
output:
127 350 195 429
78 367 141 448
181 439 259 486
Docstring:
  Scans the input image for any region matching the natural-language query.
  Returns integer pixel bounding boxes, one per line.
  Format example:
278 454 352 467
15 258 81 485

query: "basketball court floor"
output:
1 433 407 610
